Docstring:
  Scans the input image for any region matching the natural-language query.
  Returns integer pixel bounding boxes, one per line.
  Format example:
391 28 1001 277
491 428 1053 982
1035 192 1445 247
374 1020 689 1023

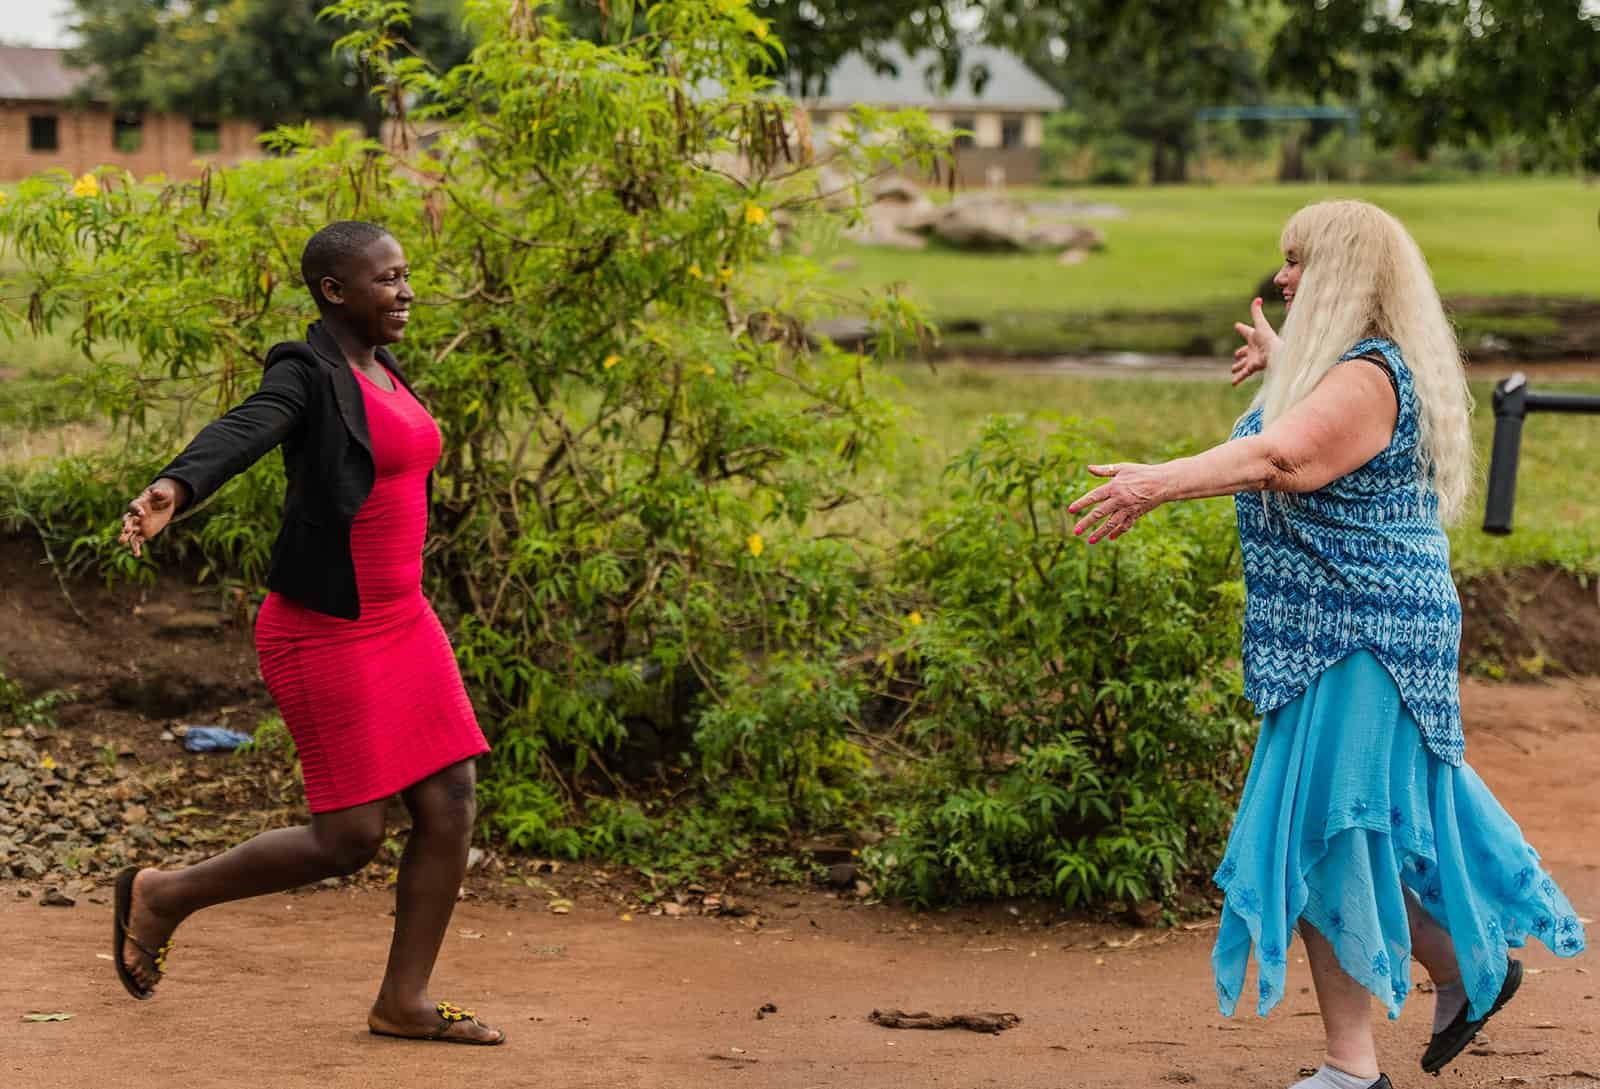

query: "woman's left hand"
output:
1067 462 1169 543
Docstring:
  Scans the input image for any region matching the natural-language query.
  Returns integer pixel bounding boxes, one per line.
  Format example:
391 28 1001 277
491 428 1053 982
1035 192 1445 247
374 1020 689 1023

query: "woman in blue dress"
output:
1068 199 1584 1089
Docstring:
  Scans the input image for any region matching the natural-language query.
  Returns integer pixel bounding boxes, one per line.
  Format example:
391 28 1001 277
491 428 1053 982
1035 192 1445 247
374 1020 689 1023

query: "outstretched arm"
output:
1068 358 1398 543
119 358 314 555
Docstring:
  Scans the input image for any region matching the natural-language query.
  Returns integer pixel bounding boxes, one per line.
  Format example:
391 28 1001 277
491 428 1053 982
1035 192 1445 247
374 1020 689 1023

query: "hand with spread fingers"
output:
1067 462 1171 544
118 478 190 558
1231 295 1280 387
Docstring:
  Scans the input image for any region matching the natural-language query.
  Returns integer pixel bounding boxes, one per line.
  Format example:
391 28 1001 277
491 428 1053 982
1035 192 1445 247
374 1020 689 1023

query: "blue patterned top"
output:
1230 337 1464 765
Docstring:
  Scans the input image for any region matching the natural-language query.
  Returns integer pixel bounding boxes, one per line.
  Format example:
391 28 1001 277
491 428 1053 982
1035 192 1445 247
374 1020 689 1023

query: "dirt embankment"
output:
0 533 1596 753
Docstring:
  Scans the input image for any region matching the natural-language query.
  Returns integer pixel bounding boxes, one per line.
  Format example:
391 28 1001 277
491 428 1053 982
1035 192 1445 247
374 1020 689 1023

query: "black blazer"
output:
157 321 431 620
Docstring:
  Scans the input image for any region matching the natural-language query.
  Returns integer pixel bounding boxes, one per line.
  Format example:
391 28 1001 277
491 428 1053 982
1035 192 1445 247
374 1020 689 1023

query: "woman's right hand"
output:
119 478 190 557
1230 296 1280 386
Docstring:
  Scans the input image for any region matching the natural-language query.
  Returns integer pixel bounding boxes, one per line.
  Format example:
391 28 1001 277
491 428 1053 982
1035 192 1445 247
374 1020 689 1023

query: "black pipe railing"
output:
1483 372 1600 535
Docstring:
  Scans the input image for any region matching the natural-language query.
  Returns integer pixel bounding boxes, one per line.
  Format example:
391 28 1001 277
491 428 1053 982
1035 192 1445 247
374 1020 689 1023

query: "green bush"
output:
866 416 1254 907
0 1 1264 908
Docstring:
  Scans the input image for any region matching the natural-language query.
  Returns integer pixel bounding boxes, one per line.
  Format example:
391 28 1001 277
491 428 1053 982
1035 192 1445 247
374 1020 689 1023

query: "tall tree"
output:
1268 0 1600 171
557 0 970 97
987 0 1266 183
66 0 473 134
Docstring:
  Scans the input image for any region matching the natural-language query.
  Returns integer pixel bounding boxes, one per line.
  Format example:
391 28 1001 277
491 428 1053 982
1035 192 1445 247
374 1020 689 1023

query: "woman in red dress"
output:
114 221 503 1045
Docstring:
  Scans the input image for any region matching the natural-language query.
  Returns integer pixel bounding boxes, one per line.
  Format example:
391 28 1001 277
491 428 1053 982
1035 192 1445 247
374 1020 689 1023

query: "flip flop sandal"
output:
1421 958 1522 1075
369 1001 507 1046
112 866 174 1001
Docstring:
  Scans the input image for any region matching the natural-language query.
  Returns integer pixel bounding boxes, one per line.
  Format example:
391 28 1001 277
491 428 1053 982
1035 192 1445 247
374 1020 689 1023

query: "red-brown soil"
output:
1 534 1597 1089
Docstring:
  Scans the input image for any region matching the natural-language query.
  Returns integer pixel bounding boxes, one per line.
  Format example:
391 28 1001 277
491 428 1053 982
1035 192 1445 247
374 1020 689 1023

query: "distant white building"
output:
799 44 1065 187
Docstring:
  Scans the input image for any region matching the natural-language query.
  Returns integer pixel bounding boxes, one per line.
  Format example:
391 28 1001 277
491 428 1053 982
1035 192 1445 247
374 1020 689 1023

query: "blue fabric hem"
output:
1211 650 1585 1024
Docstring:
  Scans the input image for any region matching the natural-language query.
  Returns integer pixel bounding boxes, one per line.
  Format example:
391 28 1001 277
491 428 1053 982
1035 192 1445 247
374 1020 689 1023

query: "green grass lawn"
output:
820 179 1600 329
884 363 1600 575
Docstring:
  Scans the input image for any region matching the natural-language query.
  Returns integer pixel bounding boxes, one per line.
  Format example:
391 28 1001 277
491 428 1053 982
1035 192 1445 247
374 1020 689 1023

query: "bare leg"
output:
1300 921 1381 1081
367 759 501 1042
1404 888 1460 985
120 798 389 990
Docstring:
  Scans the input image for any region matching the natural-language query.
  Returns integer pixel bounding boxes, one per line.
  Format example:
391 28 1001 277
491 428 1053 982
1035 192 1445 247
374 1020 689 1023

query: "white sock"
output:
1290 1064 1380 1089
1431 976 1468 1034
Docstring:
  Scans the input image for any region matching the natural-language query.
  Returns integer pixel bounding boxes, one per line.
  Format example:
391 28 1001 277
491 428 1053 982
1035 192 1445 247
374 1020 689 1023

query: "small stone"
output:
466 846 485 871
157 611 226 637
1127 900 1163 928
40 888 76 908
825 862 858 888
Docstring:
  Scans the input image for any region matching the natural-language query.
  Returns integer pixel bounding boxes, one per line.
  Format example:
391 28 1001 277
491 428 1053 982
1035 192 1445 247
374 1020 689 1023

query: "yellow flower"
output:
40 753 57 771
603 354 621 370
688 263 703 279
743 203 766 226
908 610 923 626
747 533 764 558
702 365 716 376
753 22 769 41
717 266 733 282
0 191 8 206
71 173 99 199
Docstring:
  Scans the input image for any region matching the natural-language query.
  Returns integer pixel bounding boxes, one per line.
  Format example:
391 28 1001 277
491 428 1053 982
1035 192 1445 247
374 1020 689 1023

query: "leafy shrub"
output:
0 0 945 867
0 667 72 729
865 416 1254 907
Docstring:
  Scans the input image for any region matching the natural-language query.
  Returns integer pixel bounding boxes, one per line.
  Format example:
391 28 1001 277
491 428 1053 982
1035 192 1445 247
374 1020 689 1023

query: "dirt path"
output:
4 678 1597 1089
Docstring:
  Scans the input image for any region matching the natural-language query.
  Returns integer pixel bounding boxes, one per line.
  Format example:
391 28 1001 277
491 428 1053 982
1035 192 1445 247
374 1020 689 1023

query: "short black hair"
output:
300 220 393 307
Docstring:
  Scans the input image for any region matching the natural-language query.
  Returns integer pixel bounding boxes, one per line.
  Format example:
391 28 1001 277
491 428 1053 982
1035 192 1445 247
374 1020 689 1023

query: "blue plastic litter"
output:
181 726 254 753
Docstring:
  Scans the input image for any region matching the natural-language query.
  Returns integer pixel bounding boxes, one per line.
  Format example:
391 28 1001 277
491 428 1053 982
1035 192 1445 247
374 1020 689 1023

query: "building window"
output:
113 115 144 153
952 116 976 149
28 115 59 152
192 121 221 153
1001 118 1024 149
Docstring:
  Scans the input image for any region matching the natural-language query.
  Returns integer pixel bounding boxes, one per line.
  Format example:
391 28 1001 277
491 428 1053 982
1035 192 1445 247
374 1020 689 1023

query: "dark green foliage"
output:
866 417 1254 906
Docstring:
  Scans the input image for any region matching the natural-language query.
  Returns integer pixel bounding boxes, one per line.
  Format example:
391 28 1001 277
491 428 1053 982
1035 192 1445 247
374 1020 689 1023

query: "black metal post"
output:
1483 372 1600 535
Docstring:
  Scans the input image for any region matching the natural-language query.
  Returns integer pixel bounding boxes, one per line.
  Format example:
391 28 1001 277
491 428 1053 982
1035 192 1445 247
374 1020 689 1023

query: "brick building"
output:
800 44 1065 187
0 46 289 182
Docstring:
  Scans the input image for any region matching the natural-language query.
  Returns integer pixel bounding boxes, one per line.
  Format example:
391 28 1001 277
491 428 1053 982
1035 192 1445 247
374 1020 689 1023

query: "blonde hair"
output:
1254 199 1474 522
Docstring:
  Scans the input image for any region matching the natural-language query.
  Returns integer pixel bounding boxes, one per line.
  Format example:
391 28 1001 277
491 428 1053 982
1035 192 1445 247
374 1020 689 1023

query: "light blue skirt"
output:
1212 650 1585 1021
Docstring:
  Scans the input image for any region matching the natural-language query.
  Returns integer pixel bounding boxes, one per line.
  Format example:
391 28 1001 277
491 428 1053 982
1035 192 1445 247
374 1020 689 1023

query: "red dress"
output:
254 365 488 812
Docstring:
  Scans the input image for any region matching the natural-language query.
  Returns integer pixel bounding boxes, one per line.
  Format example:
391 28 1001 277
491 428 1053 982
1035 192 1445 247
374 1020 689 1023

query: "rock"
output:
1058 248 1090 266
157 611 227 637
40 887 75 907
825 862 859 889
1025 222 1105 252
77 810 102 833
924 197 1030 251
466 846 486 871
1127 900 1163 928
845 212 928 250
872 176 926 205
806 318 875 352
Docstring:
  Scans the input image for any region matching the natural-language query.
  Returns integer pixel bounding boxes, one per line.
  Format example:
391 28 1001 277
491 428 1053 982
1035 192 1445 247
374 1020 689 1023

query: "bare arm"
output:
1068 359 1398 543
118 358 312 556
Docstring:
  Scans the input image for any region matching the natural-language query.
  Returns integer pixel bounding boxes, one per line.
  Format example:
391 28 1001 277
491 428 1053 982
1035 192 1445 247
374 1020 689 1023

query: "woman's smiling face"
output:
1274 252 1302 311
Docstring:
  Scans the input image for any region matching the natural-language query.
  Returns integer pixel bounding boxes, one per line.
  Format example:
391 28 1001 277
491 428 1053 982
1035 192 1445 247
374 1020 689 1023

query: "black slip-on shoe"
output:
1420 958 1523 1075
